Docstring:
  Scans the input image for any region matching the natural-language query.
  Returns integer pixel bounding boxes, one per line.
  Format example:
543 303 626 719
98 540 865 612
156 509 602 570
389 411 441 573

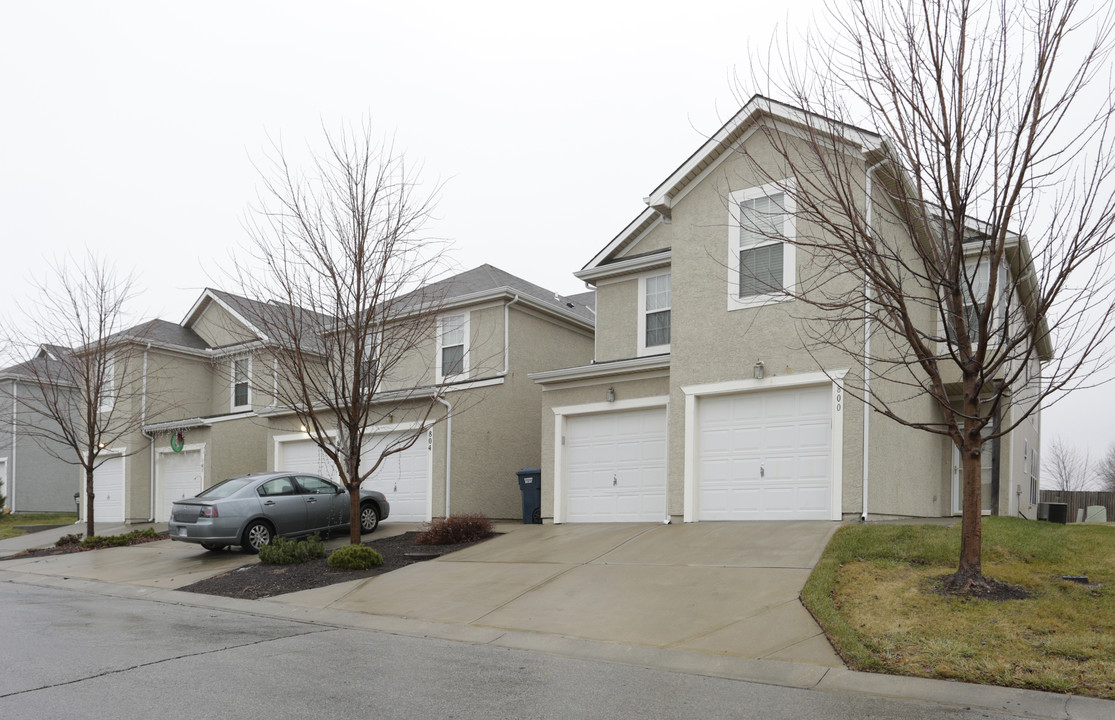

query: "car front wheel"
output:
359 504 379 534
241 521 273 554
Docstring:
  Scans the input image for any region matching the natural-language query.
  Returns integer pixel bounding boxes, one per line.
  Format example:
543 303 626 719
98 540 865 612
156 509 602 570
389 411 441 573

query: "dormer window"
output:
232 357 250 410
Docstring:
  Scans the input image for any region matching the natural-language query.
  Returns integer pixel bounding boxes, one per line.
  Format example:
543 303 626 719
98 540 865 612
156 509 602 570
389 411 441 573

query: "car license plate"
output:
179 527 187 537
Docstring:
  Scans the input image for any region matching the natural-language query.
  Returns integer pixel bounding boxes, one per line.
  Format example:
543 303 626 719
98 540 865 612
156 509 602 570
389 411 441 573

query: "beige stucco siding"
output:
191 302 257 348
594 279 639 362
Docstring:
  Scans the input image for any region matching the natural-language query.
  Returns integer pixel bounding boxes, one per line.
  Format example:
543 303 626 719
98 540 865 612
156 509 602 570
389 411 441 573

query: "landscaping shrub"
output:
55 533 83 547
327 544 383 570
258 534 326 565
415 513 493 545
81 528 160 549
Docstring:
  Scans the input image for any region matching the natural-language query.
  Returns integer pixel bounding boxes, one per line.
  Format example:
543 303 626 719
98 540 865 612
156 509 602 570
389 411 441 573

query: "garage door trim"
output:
682 370 845 522
551 395 669 524
155 442 205 522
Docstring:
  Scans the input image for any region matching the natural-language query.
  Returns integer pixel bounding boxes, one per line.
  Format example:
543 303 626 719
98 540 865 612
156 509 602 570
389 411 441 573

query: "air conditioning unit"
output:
1036 502 1050 521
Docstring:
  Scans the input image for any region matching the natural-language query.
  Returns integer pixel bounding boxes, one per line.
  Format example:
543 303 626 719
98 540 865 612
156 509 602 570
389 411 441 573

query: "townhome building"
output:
532 97 1048 524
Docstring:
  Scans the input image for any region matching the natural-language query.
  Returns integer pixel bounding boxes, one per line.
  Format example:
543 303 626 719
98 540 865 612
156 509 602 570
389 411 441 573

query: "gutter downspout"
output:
437 396 452 517
9 380 16 512
499 294 520 377
862 159 886 522
141 343 156 522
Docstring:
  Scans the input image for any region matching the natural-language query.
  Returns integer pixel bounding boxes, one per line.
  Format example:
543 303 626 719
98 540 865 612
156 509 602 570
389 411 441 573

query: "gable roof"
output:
581 95 883 273
396 264 595 327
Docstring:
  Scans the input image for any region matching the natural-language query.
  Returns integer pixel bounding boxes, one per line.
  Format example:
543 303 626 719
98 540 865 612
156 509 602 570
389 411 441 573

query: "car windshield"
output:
196 476 256 499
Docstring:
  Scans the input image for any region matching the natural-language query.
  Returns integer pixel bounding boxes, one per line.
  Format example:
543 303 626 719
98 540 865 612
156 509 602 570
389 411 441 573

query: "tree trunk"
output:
349 484 362 545
85 468 95 538
955 443 984 583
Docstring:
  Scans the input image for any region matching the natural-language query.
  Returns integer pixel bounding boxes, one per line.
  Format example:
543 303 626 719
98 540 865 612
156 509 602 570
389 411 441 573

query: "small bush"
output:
55 533 83 547
327 544 383 570
415 513 493 545
259 534 326 565
81 528 160 549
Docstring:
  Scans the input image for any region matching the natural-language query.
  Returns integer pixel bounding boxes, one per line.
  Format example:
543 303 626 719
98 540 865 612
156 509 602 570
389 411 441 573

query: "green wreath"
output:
170 431 184 453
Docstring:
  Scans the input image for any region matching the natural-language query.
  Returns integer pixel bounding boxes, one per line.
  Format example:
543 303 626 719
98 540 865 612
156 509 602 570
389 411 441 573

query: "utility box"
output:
1046 502 1069 524
516 468 542 524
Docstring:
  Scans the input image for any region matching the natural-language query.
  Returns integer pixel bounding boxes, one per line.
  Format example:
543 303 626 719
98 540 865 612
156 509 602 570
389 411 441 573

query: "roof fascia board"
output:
395 288 594 331
530 355 671 384
581 209 661 273
575 250 672 284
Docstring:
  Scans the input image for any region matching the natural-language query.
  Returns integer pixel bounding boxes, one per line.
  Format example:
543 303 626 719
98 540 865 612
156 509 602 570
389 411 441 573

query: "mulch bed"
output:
1 532 167 560
178 531 493 600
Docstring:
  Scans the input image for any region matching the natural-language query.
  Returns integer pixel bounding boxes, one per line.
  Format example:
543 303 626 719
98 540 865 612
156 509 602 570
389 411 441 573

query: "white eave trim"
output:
530 355 671 385
580 208 661 272
575 250 672 284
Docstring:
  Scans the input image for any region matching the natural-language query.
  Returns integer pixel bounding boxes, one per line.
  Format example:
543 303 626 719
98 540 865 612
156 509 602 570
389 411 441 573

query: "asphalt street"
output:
1 582 1043 720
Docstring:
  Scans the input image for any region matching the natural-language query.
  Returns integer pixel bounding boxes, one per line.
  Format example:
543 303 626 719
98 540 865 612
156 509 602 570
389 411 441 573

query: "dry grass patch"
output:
802 517 1115 698
0 513 78 541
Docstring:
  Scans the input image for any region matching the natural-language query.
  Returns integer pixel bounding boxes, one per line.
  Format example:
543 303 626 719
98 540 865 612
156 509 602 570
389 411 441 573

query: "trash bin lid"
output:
516 467 541 477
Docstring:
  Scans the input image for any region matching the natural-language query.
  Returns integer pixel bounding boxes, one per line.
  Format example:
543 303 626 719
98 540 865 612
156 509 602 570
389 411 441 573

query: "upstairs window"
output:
232 358 250 409
98 355 115 413
728 182 795 310
640 272 671 353
438 313 468 380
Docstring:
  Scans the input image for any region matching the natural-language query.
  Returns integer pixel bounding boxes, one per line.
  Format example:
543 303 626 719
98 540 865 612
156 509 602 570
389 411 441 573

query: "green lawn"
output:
802 517 1115 699
0 513 79 541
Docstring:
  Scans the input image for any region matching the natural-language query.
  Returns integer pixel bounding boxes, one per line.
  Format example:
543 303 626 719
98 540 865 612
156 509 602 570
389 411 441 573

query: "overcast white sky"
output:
1 1 1110 480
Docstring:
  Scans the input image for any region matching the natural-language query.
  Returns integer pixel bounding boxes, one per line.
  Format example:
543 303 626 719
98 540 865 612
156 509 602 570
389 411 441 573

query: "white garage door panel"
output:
92 456 124 523
361 432 429 523
157 449 204 522
279 439 336 479
565 407 667 523
698 385 832 521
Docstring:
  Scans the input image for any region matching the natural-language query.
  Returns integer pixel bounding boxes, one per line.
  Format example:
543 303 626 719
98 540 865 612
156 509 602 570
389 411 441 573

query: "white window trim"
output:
637 270 671 356
98 356 115 413
436 312 470 382
728 180 797 311
231 357 252 411
938 257 1008 348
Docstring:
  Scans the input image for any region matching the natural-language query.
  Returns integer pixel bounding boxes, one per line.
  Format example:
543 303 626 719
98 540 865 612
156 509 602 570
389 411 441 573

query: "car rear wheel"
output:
241 521 273 554
359 504 379 534
200 542 228 551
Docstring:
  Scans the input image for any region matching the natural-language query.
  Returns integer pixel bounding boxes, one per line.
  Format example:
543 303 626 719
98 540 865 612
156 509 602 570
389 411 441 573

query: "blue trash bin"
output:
516 468 542 524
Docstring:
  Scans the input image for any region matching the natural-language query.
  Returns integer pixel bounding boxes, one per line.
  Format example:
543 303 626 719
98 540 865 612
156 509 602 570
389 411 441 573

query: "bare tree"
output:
736 0 1115 590
1096 444 1115 492
0 253 148 536
1043 437 1092 492
233 124 454 545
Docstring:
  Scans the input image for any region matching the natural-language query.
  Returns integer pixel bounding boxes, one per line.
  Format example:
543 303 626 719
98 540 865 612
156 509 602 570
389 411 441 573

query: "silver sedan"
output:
168 471 390 553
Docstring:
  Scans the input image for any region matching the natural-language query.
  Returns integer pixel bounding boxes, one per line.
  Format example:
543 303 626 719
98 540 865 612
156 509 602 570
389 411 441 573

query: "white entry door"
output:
697 385 832 520
564 407 668 522
91 456 125 523
157 448 204 522
951 435 993 515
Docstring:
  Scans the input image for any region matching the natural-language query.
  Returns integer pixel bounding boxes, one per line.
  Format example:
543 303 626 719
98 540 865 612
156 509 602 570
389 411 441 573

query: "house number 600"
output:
835 389 842 411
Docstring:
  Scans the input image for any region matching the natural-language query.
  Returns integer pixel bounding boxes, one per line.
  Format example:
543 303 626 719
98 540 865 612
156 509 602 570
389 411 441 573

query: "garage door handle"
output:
613 474 618 487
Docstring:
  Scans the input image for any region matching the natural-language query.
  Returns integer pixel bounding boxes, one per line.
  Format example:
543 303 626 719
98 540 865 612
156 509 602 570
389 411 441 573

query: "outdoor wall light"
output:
606 386 616 402
299 424 307 433
753 360 765 380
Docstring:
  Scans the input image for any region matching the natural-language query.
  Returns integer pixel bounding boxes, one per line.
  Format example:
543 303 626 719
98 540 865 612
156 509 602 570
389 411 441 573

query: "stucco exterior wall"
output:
0 379 80 512
593 279 639 362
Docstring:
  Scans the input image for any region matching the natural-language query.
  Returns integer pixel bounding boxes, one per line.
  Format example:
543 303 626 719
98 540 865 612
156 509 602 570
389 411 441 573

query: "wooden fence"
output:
1038 490 1115 523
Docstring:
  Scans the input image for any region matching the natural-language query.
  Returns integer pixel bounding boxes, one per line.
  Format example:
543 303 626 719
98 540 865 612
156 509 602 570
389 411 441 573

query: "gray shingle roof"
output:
413 264 595 323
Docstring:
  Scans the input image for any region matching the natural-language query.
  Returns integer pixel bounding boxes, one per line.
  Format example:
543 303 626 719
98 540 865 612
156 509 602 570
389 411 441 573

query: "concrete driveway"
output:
270 521 843 666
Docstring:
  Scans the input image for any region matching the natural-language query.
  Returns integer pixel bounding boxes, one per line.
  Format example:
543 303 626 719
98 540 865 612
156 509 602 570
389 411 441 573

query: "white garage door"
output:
92 456 125 523
698 385 832 521
565 407 668 522
277 434 431 522
360 431 430 522
157 449 203 522
277 438 336 478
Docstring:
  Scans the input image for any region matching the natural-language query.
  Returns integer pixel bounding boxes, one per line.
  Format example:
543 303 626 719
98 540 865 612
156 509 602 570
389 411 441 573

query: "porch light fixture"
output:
753 360 765 380
299 424 308 433
606 386 616 402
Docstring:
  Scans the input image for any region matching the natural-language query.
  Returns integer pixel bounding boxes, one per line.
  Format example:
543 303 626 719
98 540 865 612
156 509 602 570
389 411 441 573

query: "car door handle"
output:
306 498 317 503
263 500 276 506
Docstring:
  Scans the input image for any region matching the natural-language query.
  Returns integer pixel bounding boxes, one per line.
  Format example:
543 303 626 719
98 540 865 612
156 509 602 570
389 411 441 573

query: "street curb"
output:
2 568 1112 719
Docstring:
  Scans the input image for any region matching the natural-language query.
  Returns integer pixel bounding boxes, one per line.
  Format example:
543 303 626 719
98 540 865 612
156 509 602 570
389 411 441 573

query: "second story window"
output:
728 182 796 311
640 272 671 353
232 357 250 409
98 355 115 413
438 313 468 379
